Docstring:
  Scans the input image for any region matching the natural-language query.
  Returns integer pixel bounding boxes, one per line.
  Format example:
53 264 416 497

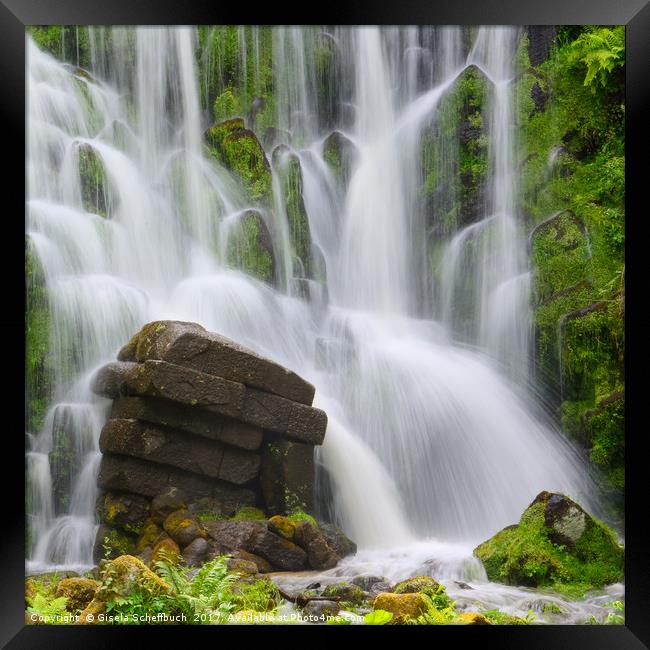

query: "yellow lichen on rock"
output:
372 592 430 623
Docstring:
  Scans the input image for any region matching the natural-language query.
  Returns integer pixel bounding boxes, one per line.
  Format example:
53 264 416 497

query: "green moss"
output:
225 210 275 283
518 28 625 517
77 144 108 217
28 26 91 68
482 609 530 625
102 529 137 561
286 510 317 527
230 506 266 521
26 239 53 433
474 497 623 594
584 395 625 491
281 155 312 277
421 65 488 233
322 583 365 606
206 119 272 203
231 578 281 612
198 27 274 132
194 511 224 523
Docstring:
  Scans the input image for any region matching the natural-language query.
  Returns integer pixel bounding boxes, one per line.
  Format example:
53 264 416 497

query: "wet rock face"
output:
534 491 588 548
527 26 557 67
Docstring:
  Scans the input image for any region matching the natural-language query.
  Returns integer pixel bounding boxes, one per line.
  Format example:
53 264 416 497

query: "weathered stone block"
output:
118 320 315 405
111 396 262 451
242 388 327 444
99 418 260 485
260 436 314 515
92 360 245 418
97 454 256 514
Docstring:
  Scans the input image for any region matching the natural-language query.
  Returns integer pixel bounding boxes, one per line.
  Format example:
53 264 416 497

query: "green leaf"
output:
364 609 393 625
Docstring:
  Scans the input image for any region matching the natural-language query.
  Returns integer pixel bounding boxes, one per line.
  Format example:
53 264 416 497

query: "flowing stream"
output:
26 26 619 622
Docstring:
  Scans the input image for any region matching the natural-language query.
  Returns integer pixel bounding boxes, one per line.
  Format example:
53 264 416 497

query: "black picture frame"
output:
2 0 648 647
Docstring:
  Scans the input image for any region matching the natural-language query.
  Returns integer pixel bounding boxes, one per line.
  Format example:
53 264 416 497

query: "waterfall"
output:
26 26 596 572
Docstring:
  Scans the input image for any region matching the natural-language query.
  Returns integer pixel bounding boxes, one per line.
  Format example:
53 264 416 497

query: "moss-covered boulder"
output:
323 130 357 188
79 555 171 624
77 143 108 217
163 509 206 548
454 612 491 625
206 118 272 203
97 491 151 535
474 491 624 594
225 209 275 284
371 592 430 623
55 577 100 613
268 515 296 541
321 582 365 606
272 147 313 279
151 538 181 565
136 518 168 553
393 575 442 598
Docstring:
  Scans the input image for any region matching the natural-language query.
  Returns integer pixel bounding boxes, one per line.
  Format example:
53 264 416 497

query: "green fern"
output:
569 27 625 91
155 555 237 624
26 593 71 624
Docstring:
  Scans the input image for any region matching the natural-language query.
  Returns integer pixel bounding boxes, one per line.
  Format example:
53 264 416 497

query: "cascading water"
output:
26 25 616 619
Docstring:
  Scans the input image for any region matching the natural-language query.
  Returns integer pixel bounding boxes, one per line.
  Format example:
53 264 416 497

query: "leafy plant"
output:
26 593 71 624
154 555 237 624
363 609 393 625
586 599 624 625
568 27 625 92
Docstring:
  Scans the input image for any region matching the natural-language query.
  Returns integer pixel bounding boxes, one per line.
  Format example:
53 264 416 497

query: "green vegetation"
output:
197 27 275 133
206 118 272 203
230 506 267 521
474 497 624 596
518 27 625 511
225 210 275 284
26 239 53 434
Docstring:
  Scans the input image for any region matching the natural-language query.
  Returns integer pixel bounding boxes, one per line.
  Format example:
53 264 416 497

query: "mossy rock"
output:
206 118 272 203
530 210 591 305
474 491 624 594
454 612 491 625
80 554 171 623
267 515 296 540
136 519 168 553
272 147 313 279
323 130 357 187
584 392 625 493
163 509 206 548
98 492 150 535
54 577 100 613
77 143 109 217
393 575 442 598
225 209 276 284
226 558 259 576
371 592 430 624
321 582 365 606
151 538 181 565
